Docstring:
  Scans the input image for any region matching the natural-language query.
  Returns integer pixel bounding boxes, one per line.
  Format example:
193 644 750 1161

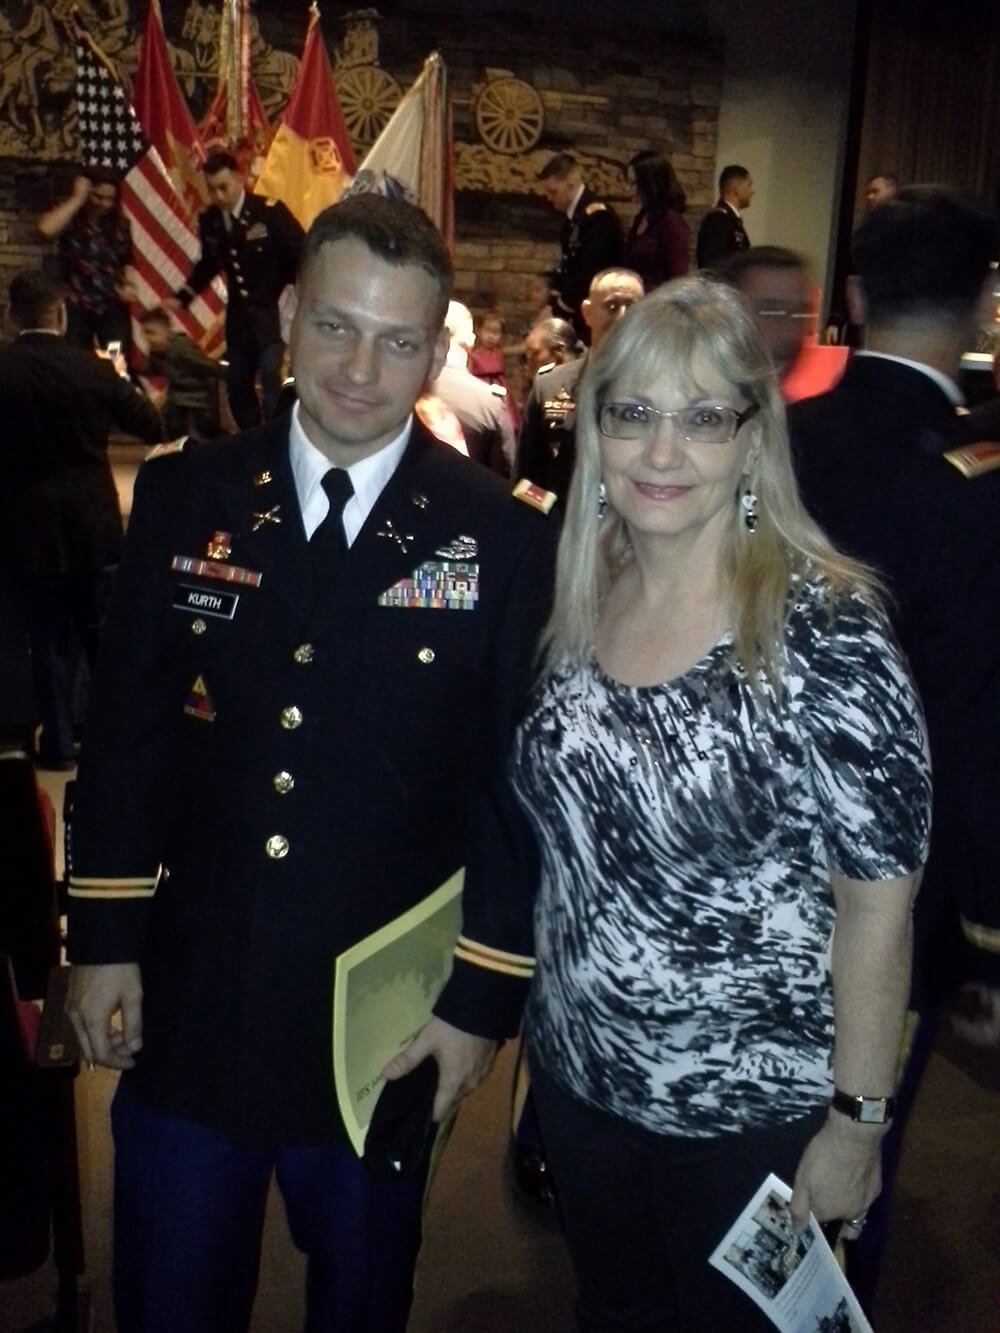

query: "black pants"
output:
531 1062 826 1333
224 324 284 429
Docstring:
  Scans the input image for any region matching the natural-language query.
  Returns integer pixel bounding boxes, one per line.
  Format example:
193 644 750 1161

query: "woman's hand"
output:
789 1112 884 1230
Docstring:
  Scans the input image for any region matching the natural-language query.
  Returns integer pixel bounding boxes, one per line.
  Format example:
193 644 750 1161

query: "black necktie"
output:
310 468 354 568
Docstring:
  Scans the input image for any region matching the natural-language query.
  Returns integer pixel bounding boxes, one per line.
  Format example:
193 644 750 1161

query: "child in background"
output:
469 310 518 431
138 307 227 440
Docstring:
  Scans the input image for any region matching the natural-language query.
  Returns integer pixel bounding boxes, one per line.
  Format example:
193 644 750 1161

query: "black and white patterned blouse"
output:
512 577 931 1137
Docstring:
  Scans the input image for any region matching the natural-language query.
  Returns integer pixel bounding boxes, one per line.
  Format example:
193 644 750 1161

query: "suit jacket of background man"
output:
179 192 304 347
695 200 749 269
516 354 587 509
0 332 163 578
788 354 1000 1004
551 188 624 333
67 418 558 1145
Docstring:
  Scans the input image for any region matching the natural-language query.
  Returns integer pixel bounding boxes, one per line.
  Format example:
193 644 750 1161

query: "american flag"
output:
73 32 226 355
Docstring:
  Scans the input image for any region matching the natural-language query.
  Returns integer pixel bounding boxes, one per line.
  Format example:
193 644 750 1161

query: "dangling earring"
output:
741 485 758 532
597 481 607 519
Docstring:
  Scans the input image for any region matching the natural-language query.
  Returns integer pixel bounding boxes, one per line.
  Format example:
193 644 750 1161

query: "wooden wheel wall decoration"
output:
336 65 402 151
474 77 544 155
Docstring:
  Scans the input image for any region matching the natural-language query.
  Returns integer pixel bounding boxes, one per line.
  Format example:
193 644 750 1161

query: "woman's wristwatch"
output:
831 1089 896 1124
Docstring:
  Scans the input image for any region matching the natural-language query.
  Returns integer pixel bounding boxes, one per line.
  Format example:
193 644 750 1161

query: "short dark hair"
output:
299 193 453 326
718 245 807 286
629 150 686 216
9 270 62 329
84 164 120 189
534 317 578 355
719 164 750 193
537 153 577 182
852 185 999 329
139 305 171 328
203 150 239 176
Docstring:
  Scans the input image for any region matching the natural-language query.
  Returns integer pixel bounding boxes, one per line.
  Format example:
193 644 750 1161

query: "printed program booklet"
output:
709 1173 873 1332
331 868 464 1156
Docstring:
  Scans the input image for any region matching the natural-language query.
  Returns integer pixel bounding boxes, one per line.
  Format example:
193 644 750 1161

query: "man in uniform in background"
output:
516 267 643 508
695 163 753 268
538 153 623 344
0 271 163 770
66 195 557 1333
721 246 848 402
174 151 303 429
788 185 1000 1315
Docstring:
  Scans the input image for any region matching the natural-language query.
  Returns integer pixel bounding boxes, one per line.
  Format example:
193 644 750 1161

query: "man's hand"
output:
381 1016 498 1123
66 963 143 1070
789 1113 884 1232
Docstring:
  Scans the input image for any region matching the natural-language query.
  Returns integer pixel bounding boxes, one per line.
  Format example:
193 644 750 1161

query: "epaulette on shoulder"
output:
584 202 607 215
942 440 1000 478
143 438 188 463
536 361 556 376
490 383 508 397
511 478 557 514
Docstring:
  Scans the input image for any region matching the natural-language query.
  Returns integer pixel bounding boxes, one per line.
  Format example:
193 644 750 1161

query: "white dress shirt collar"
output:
567 183 586 220
288 401 413 545
854 350 965 406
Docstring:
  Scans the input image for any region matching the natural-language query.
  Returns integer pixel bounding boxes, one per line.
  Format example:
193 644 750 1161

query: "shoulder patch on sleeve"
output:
511 478 557 514
584 202 607 215
942 440 1000 478
536 361 556 376
490 384 508 397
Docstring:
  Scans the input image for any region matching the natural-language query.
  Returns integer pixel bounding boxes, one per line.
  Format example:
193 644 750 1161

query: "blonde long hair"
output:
541 276 881 690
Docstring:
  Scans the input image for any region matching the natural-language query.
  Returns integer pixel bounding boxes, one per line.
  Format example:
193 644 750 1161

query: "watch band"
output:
831 1089 896 1125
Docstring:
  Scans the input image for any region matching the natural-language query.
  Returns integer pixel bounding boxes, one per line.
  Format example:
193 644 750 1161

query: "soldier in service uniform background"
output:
66 194 557 1333
695 163 753 269
172 150 304 430
538 152 624 345
516 267 643 509
0 270 163 770
788 184 1000 1316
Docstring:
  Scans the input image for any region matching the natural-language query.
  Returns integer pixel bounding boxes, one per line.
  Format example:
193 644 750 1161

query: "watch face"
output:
856 1100 887 1124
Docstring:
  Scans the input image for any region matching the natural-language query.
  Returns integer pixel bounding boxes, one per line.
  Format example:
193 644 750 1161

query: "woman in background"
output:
511 277 930 1330
39 167 135 353
623 149 690 292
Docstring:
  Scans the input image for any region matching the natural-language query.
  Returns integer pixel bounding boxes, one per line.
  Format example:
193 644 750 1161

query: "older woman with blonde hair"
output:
511 277 931 1331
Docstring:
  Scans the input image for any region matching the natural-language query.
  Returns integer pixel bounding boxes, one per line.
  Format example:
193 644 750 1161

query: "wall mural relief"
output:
0 1 714 217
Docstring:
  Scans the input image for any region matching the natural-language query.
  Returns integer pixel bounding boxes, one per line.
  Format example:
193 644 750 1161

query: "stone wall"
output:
0 1 722 341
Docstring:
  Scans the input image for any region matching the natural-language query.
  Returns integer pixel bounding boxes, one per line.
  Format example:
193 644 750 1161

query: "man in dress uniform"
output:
66 194 557 1333
695 164 753 268
174 151 304 429
0 271 163 769
516 267 643 508
788 185 1000 1314
538 153 624 344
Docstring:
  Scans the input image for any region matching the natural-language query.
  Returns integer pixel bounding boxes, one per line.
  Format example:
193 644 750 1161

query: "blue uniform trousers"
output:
111 1078 428 1333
